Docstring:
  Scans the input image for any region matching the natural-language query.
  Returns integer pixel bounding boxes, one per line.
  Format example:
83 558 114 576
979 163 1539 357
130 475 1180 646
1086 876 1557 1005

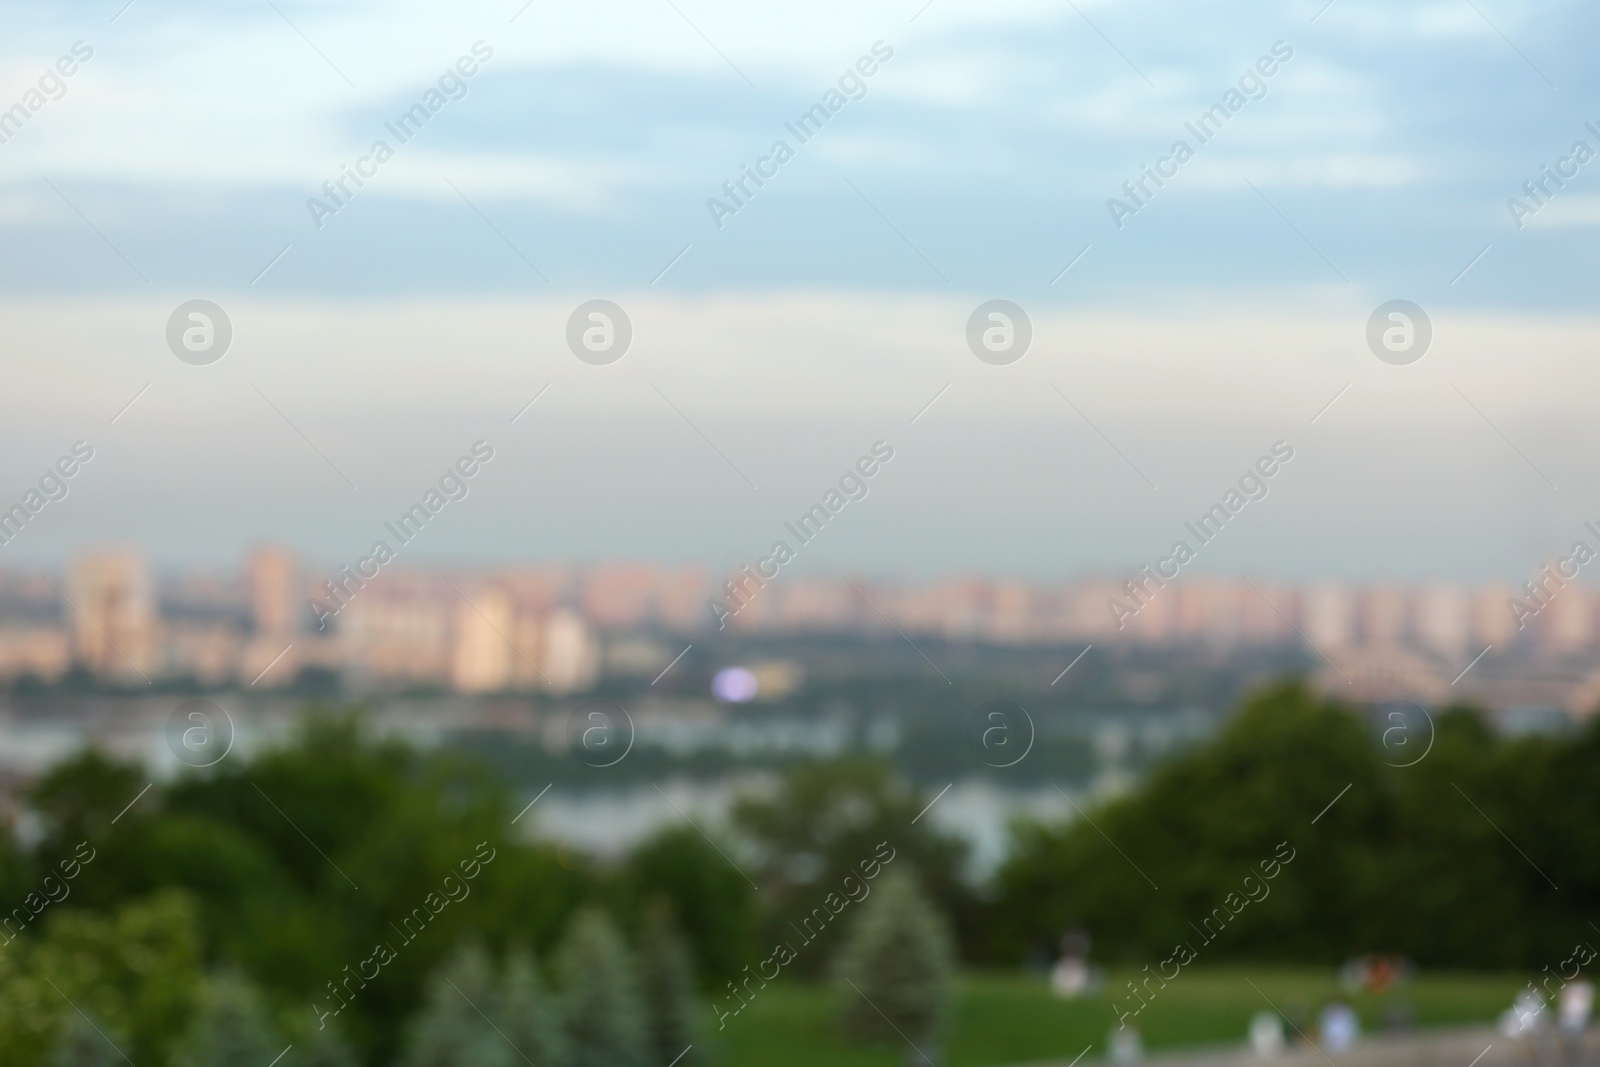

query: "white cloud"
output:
1 287 1593 578
4 291 1597 424
1524 193 1600 228
1195 152 1427 189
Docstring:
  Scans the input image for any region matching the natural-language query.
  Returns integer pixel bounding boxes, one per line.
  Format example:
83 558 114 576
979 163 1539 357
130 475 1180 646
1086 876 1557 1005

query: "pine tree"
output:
48 1013 127 1067
170 971 283 1067
401 944 515 1067
499 950 568 1067
834 870 956 1066
299 1021 359 1067
638 900 698 1067
557 908 648 1067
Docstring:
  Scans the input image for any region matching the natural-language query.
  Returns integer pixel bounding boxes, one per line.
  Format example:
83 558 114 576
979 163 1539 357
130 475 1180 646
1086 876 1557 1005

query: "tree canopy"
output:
996 682 1596 968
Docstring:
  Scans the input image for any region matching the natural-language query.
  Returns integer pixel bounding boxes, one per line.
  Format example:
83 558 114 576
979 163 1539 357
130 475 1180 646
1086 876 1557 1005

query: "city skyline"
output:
5 546 1600 704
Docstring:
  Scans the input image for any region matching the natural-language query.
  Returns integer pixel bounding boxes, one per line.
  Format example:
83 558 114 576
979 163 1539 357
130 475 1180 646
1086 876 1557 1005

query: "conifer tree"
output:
48 1014 127 1067
557 908 648 1067
299 1021 359 1067
170 971 283 1067
834 871 956 1066
401 944 514 1067
638 901 698 1067
500 949 568 1067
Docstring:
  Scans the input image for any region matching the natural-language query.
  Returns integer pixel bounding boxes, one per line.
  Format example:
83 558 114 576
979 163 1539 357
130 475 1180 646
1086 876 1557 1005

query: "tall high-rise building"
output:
540 607 599 692
581 563 660 629
1174 579 1246 644
773 578 859 632
451 585 514 693
239 546 301 686
1238 581 1294 645
1470 582 1518 648
1301 582 1355 649
655 564 710 630
986 580 1035 644
1543 583 1593 654
67 549 155 681
338 576 452 688
245 545 299 637
1412 584 1469 660
508 611 546 690
1358 584 1408 645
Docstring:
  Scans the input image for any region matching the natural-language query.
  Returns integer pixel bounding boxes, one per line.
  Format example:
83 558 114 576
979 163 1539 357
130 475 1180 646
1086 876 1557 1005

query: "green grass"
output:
712 967 1525 1067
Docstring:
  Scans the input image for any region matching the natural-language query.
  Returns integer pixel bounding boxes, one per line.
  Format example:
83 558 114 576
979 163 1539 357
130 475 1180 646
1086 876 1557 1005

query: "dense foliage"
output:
0 683 1595 1065
730 758 975 966
997 682 1599 969
0 713 693 1066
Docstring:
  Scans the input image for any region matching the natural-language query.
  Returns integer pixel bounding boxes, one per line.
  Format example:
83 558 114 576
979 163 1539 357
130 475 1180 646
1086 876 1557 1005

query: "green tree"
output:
834 871 955 1064
0 893 200 1067
297 1023 360 1067
995 681 1390 962
47 1014 126 1067
557 909 647 1067
28 749 146 847
400 944 512 1067
499 950 567 1067
26 712 591 1066
170 971 282 1067
638 902 697 1067
1523 713 1600 958
733 759 969 967
1377 708 1528 965
620 826 757 984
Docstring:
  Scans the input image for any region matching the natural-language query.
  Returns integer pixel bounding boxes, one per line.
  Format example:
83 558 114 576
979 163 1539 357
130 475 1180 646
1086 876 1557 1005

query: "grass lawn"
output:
712 967 1525 1067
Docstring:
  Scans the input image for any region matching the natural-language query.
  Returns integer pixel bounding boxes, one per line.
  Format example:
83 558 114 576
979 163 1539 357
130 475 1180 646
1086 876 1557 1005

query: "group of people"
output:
1501 977 1594 1064
1247 1001 1361 1059
1047 932 1596 1066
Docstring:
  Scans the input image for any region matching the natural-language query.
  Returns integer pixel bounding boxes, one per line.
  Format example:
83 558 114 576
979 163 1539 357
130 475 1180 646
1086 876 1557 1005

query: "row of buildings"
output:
0 549 1584 691
0 549 607 692
714 572 1569 661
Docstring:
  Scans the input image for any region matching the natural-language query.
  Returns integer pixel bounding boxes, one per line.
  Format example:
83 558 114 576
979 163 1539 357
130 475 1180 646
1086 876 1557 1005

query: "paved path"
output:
994 1025 1599 1067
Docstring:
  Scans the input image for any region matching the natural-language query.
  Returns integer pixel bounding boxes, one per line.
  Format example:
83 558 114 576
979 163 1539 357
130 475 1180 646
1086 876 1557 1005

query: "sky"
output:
0 0 1595 583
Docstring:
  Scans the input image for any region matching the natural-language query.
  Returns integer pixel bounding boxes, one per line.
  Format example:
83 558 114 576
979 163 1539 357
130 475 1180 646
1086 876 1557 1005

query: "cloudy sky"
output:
0 0 1594 582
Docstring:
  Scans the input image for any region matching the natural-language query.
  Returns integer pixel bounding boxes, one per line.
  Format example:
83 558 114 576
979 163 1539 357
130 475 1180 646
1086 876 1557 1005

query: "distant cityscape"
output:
0 548 1594 712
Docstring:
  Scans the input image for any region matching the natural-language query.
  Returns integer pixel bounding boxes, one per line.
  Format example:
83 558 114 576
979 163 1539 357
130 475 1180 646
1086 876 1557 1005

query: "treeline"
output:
997 682 1600 969
0 895 687 1067
0 715 961 1066
1 684 1596 1064
3 875 953 1067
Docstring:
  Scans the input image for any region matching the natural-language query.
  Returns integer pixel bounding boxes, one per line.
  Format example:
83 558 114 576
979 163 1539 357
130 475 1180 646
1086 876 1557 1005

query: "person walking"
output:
1502 988 1549 1066
1559 975 1593 1065
1319 1000 1360 1055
